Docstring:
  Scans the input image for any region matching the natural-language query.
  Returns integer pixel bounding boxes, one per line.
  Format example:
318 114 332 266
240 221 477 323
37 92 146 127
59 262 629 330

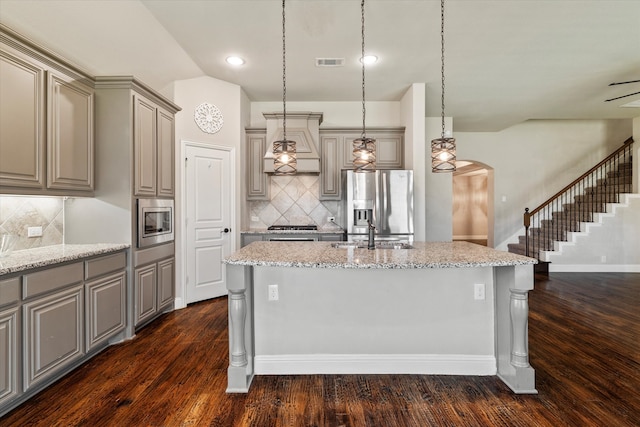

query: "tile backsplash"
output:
0 196 64 250
248 175 342 229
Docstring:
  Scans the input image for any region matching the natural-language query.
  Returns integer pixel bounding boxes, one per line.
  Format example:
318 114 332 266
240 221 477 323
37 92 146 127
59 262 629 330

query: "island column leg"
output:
226 264 254 393
495 264 537 394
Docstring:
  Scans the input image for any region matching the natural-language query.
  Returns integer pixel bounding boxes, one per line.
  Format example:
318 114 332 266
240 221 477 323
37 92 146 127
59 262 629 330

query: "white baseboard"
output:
254 354 496 376
173 297 186 310
549 264 640 273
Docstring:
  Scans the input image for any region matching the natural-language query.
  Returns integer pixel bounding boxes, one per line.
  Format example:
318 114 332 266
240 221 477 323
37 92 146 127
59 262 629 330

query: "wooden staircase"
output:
508 138 634 267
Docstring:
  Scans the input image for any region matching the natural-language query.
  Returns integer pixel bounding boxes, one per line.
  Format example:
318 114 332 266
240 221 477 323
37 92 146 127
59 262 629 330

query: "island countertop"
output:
224 241 537 269
0 243 130 276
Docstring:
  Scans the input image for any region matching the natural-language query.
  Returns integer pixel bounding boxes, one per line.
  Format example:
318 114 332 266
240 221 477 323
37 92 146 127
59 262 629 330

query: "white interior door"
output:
184 144 233 304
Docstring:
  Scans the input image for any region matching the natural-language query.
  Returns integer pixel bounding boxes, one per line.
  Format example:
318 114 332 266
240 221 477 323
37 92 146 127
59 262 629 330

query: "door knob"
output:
223 228 231 233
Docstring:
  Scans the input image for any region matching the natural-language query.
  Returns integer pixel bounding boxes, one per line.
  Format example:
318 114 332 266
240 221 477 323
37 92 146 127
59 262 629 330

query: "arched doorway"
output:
452 161 495 247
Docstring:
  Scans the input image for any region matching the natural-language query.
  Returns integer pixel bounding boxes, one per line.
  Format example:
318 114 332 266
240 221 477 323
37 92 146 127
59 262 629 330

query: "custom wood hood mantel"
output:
223 241 538 395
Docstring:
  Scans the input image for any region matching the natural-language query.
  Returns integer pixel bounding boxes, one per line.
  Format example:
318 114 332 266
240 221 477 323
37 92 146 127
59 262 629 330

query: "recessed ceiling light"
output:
226 56 245 66
361 55 378 65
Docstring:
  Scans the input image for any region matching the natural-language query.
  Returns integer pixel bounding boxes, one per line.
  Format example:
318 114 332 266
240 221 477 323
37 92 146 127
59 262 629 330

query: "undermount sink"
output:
331 241 414 250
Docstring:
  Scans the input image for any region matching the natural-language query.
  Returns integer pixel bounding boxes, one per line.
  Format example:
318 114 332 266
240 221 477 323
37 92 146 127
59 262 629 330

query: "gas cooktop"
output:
267 225 318 231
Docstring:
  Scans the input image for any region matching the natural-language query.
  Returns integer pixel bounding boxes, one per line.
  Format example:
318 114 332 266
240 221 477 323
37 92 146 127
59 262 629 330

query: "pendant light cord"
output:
440 0 446 138
361 0 366 139
282 0 287 140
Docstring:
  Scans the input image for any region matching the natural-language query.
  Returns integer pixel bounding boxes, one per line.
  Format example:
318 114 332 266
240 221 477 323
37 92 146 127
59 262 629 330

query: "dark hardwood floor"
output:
2 272 639 426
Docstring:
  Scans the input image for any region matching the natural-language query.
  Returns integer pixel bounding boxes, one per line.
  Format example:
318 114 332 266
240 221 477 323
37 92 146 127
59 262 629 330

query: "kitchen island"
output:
223 241 538 394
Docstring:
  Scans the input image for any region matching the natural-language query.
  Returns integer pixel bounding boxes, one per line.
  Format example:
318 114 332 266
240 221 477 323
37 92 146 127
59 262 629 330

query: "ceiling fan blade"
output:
608 79 640 86
605 90 640 102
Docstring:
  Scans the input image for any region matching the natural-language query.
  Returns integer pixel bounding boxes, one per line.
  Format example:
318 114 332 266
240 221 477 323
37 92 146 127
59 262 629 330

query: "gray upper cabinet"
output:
0 48 45 190
320 127 405 200
134 95 158 197
246 129 269 200
0 27 94 196
134 94 176 198
47 71 94 192
337 128 404 170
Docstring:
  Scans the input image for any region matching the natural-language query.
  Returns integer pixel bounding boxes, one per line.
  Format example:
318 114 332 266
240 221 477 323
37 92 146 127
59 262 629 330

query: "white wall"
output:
400 84 426 240
456 119 632 248
171 75 246 306
545 194 640 272
425 117 454 242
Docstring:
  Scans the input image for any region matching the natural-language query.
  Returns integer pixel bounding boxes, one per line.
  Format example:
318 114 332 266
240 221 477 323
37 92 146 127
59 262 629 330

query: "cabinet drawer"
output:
84 252 126 280
0 277 20 307
23 262 83 299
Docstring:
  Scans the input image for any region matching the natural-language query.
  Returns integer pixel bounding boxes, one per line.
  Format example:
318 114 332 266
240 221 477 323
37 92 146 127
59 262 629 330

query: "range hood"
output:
263 111 323 174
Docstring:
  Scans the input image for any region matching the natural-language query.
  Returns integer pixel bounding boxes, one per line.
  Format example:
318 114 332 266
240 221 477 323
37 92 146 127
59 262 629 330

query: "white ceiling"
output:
1 0 638 132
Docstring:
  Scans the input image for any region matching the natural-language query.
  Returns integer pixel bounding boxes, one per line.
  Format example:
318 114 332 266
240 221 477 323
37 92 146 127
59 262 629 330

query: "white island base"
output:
224 242 537 394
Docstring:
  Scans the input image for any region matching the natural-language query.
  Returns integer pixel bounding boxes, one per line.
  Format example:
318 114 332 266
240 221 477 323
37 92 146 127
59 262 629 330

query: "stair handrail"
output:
523 136 634 257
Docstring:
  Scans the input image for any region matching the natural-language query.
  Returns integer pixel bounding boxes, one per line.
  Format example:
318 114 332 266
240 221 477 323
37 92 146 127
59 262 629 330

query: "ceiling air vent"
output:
316 58 345 67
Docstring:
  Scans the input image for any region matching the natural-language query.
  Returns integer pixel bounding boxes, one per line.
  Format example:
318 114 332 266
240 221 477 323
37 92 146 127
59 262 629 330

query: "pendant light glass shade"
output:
353 137 376 173
273 139 297 175
273 0 296 175
431 0 456 173
431 136 456 172
353 0 376 173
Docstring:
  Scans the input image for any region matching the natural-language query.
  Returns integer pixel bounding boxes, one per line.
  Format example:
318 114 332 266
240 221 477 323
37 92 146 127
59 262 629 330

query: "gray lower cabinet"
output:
0 304 19 406
0 249 128 416
134 263 157 326
23 284 84 392
134 256 174 328
85 271 126 352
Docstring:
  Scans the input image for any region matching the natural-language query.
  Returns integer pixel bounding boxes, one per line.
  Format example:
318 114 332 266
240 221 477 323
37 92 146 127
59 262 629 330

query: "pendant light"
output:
273 0 296 175
353 0 376 173
431 0 456 173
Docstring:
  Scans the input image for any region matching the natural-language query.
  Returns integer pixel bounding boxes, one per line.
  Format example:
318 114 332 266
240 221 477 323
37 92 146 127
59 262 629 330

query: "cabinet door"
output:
134 263 157 326
85 271 126 351
157 108 175 197
47 71 94 191
246 133 269 200
23 285 84 391
134 95 157 196
157 258 174 309
0 49 45 189
320 135 341 200
375 135 404 169
0 306 19 406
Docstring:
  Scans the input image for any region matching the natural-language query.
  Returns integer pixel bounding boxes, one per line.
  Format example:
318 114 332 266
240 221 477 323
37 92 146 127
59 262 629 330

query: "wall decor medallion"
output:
194 102 224 134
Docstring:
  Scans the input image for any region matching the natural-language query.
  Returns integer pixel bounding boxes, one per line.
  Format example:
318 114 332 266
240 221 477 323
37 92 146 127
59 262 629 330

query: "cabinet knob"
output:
223 228 231 233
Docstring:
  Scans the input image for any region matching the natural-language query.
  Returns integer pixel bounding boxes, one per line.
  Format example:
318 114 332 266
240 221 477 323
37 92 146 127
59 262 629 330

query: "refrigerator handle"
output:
381 172 388 231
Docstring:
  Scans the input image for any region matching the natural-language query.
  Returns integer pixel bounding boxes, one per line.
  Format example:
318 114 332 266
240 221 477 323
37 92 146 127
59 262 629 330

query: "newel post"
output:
523 208 531 257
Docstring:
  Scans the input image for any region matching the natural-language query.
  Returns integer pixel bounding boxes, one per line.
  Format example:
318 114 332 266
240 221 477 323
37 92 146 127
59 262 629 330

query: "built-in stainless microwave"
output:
137 198 174 248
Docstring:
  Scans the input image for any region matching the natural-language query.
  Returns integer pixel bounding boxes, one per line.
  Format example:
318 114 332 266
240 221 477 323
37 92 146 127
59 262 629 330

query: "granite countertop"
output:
224 241 537 269
242 228 345 234
0 243 130 276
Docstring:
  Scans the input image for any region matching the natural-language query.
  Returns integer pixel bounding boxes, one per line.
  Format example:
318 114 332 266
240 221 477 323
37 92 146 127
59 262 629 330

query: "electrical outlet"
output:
328 217 336 222
27 226 43 237
474 283 485 300
600 255 607 263
251 216 260 222
268 284 279 301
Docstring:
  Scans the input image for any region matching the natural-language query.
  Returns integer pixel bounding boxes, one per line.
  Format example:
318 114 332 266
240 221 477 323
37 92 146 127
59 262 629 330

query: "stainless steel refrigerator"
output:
344 170 414 241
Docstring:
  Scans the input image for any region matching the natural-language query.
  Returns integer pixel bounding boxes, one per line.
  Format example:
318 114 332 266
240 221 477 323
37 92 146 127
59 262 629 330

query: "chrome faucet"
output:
367 219 376 250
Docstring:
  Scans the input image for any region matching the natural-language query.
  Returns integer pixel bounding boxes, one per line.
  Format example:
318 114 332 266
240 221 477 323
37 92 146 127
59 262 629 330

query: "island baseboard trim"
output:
254 354 496 376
